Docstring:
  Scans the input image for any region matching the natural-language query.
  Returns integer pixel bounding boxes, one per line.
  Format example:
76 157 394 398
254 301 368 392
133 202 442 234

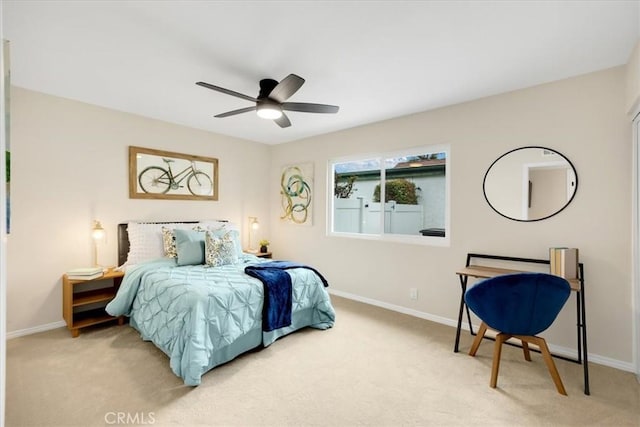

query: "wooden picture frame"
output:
129 146 219 201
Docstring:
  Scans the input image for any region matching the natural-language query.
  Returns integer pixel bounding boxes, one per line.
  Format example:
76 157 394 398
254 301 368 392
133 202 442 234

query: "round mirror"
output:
483 146 578 222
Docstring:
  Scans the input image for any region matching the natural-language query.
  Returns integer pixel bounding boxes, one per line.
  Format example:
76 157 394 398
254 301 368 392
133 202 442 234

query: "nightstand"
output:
256 251 272 259
62 269 125 337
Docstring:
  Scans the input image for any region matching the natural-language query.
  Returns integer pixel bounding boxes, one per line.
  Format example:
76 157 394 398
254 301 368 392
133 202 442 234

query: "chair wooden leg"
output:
469 322 488 356
535 337 567 395
517 335 567 395
521 340 531 361
490 333 510 388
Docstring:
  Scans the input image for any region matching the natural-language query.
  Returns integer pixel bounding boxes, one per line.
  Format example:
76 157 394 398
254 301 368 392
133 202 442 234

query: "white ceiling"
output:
2 1 639 145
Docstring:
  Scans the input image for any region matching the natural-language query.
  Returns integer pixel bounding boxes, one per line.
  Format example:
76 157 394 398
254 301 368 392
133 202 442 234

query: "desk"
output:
454 253 589 395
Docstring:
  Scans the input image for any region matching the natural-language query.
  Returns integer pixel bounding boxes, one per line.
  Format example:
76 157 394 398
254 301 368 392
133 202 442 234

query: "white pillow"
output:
198 220 230 229
124 222 197 267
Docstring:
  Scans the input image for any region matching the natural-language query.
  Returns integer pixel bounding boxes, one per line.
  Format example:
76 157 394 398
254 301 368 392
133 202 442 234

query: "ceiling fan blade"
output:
268 74 305 103
282 102 339 114
196 81 257 102
274 113 291 128
214 106 256 118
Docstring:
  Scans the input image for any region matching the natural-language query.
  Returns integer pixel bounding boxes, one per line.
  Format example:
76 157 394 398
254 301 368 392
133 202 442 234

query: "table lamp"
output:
91 220 105 267
248 216 259 252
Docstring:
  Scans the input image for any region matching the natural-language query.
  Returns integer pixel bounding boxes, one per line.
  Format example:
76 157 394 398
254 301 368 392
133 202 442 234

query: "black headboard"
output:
117 223 131 267
118 221 226 266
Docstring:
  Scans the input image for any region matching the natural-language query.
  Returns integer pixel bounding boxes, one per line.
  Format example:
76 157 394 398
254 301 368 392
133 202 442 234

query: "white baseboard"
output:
329 289 636 373
6 321 65 339
329 288 457 327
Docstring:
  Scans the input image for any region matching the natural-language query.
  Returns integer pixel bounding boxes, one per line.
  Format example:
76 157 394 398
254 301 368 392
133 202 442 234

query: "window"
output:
329 145 449 245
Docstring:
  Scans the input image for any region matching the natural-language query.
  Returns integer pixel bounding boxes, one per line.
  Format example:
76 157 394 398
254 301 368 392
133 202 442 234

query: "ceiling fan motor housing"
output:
258 79 279 99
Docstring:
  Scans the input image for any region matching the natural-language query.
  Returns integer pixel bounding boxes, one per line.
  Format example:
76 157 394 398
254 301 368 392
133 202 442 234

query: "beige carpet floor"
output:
6 296 640 426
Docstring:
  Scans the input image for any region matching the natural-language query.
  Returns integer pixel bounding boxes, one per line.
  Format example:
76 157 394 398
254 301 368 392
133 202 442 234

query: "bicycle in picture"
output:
138 157 213 196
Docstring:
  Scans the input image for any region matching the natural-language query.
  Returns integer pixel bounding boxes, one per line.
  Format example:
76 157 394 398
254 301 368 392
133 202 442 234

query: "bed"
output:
105 220 335 386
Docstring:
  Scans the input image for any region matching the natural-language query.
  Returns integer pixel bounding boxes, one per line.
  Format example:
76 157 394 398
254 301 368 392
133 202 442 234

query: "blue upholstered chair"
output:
464 273 571 395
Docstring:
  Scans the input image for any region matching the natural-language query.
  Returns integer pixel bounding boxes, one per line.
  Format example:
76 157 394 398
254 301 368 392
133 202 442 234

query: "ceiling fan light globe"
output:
256 104 283 119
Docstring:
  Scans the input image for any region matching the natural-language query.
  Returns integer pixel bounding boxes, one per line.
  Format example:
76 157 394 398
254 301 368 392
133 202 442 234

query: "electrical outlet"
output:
409 288 418 300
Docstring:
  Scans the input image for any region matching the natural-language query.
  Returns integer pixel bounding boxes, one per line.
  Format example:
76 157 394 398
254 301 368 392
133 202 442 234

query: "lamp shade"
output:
248 217 260 251
91 220 105 240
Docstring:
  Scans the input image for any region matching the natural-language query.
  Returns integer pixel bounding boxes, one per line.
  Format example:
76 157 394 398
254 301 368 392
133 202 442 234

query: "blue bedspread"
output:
105 256 335 385
245 261 330 332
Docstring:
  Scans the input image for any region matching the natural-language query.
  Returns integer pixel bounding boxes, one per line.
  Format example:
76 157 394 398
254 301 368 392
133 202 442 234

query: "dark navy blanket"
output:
244 261 329 332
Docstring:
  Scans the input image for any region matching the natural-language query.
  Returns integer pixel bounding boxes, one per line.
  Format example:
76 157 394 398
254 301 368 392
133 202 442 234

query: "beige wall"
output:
270 66 633 367
7 88 271 333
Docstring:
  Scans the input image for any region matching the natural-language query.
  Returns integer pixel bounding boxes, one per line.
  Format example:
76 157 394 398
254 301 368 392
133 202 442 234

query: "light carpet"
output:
6 296 640 426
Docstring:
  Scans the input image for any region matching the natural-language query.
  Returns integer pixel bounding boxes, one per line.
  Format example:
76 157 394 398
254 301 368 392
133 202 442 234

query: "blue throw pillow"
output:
174 228 206 266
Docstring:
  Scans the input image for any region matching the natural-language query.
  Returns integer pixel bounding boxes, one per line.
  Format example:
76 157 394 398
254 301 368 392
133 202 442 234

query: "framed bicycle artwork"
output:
128 146 219 201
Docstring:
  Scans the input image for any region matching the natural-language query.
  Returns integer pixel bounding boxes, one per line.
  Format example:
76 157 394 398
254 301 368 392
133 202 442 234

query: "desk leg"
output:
580 279 590 395
454 276 468 353
466 301 474 335
576 292 582 364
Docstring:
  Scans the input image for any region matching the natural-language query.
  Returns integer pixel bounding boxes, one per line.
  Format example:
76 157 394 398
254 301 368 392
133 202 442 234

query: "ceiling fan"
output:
196 74 339 128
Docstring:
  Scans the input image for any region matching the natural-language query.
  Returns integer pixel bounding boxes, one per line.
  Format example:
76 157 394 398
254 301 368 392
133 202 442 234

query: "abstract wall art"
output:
280 163 313 225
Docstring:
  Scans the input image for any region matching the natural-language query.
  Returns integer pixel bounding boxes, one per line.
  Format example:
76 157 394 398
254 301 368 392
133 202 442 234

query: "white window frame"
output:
327 144 450 247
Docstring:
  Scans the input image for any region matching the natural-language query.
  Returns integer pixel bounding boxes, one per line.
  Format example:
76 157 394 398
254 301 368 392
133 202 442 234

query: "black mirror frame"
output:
482 146 578 222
